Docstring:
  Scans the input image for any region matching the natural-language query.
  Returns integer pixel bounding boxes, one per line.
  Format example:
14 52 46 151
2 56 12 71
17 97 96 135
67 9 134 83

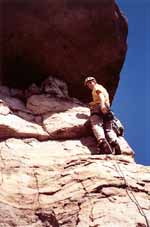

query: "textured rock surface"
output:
0 138 149 227
1 0 128 101
43 106 90 139
26 95 80 115
0 81 149 227
0 114 49 140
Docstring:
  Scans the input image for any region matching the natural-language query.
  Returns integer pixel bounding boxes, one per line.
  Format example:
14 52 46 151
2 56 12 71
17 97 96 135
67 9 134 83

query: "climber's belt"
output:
90 112 100 116
91 111 114 121
103 111 114 121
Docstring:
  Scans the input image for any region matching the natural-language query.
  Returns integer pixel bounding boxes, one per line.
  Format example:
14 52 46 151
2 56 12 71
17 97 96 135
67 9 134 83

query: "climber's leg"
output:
90 113 105 141
90 113 112 154
104 120 121 155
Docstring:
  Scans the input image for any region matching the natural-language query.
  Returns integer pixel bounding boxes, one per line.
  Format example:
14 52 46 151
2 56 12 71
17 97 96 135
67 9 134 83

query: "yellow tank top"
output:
91 84 110 106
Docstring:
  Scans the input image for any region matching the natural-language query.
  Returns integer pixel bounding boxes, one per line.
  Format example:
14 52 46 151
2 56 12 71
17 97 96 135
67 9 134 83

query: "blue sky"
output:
112 0 150 165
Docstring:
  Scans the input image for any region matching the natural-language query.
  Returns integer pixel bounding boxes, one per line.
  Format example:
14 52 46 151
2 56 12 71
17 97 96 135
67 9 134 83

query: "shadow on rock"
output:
36 209 60 227
80 136 98 155
76 113 89 120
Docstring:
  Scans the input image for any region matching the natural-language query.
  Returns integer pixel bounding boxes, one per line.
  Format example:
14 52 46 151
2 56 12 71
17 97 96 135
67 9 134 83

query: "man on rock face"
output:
84 76 121 154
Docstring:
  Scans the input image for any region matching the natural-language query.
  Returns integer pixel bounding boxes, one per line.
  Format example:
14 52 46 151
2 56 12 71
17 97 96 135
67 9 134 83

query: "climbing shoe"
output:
97 139 112 154
110 140 121 155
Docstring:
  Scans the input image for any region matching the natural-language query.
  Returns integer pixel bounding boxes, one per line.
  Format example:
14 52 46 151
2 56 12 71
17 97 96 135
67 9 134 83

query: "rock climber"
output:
84 76 121 155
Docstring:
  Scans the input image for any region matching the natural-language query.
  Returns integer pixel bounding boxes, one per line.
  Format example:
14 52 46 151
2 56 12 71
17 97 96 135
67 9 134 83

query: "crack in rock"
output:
36 209 60 227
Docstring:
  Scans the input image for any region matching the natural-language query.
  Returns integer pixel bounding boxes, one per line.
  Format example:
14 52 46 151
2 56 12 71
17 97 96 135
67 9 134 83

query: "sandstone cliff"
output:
0 1 150 227
0 78 149 227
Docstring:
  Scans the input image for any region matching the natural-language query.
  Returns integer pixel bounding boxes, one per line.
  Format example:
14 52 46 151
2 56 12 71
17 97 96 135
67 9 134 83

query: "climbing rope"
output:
113 160 150 227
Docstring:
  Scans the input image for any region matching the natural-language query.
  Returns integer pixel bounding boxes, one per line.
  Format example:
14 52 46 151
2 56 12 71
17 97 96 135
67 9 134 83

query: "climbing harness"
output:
113 160 150 227
91 108 124 137
103 110 124 136
112 115 124 136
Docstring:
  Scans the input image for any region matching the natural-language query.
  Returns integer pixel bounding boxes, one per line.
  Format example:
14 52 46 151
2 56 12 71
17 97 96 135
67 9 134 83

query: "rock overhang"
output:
0 0 128 101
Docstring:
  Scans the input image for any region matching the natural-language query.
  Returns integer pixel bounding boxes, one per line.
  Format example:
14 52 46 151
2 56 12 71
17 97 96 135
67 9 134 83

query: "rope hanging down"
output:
113 160 150 227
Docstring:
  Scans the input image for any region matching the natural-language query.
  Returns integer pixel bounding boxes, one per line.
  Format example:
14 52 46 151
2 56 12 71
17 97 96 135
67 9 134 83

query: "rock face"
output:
0 78 149 227
0 2 149 226
0 139 149 227
1 0 127 101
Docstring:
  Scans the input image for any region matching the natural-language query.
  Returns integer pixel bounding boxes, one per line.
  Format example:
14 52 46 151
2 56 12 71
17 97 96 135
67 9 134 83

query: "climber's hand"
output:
101 106 109 114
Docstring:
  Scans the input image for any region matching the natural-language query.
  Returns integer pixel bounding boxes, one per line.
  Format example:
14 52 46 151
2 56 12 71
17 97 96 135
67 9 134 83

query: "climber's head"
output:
84 76 96 90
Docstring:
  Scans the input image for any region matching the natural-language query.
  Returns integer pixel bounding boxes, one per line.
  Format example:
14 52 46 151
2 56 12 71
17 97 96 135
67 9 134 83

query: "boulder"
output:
43 106 90 139
26 95 80 115
0 94 26 112
0 114 49 140
1 0 128 101
41 76 69 98
0 99 10 115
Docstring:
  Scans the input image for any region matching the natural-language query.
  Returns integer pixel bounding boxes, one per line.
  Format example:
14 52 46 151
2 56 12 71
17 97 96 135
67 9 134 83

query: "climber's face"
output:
86 80 96 90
